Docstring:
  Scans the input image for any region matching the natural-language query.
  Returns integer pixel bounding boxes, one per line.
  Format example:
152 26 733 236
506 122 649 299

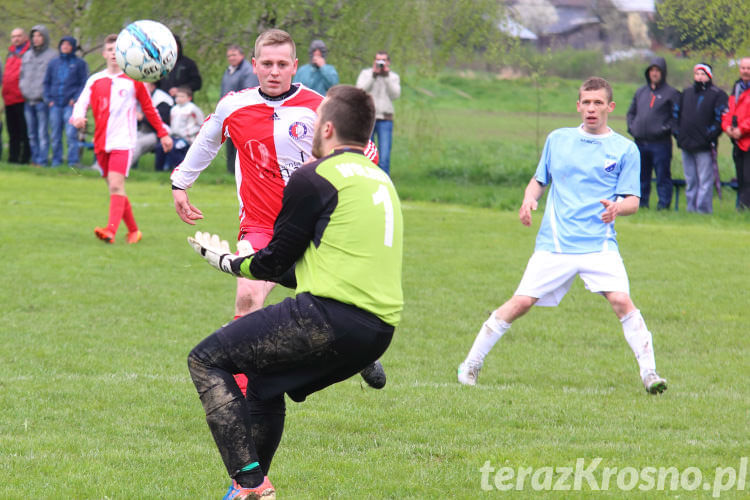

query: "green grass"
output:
1 166 749 498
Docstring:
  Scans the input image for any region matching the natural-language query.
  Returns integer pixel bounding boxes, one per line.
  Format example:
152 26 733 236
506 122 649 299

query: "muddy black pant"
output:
187 292 394 479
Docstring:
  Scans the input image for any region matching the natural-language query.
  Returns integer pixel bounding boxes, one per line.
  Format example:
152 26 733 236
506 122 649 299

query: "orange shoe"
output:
94 227 115 244
126 230 142 244
223 477 275 500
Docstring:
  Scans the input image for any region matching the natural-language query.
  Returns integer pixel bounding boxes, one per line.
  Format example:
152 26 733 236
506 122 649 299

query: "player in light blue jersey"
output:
458 77 667 394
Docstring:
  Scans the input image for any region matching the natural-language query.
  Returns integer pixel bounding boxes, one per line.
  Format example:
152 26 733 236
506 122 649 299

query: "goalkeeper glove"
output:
187 231 254 277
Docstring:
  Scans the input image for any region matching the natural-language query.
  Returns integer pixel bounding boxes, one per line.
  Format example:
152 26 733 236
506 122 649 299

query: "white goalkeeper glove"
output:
187 231 254 277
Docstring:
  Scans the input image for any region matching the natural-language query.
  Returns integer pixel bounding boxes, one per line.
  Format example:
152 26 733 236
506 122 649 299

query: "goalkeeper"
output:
186 85 403 500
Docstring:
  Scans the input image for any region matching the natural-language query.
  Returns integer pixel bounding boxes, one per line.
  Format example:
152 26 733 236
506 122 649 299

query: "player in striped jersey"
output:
70 34 172 244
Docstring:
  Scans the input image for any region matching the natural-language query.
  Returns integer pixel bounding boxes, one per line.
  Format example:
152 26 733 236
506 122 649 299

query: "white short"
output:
515 251 630 307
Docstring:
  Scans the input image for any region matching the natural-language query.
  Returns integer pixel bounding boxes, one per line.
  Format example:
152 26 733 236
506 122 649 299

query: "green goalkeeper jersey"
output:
242 148 404 326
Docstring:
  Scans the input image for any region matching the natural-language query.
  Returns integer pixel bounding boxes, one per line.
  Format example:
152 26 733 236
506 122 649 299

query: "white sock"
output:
464 313 511 364
620 309 656 377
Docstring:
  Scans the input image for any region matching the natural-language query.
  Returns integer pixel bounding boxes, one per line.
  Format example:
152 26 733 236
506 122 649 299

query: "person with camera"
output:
293 39 338 96
722 57 750 210
356 51 400 176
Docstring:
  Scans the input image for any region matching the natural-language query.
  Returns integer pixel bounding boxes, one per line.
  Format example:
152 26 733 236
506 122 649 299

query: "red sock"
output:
107 194 127 234
122 196 138 233
231 314 248 396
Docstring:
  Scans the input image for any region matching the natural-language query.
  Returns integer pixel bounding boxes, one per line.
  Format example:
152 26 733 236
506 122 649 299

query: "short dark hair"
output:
579 76 613 103
104 34 118 45
321 85 375 146
176 86 192 97
227 44 244 55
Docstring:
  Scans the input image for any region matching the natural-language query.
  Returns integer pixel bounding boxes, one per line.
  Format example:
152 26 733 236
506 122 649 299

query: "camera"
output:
376 60 386 69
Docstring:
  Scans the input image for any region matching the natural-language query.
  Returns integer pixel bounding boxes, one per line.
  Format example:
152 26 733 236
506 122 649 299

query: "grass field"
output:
1 164 749 498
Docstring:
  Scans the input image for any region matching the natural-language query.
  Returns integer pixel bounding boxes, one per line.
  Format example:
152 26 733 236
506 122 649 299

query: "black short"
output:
196 292 394 402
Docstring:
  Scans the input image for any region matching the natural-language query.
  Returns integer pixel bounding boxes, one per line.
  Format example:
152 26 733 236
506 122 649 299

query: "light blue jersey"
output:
534 125 640 254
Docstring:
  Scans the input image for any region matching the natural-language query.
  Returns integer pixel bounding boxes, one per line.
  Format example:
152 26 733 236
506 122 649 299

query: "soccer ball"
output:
115 20 177 82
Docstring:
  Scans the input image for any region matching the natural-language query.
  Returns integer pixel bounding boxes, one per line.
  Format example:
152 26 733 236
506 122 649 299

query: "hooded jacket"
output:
19 24 57 103
626 57 680 142
675 77 728 152
43 36 89 106
2 38 30 105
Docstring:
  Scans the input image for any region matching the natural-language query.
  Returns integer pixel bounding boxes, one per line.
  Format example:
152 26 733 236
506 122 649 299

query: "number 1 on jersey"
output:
372 184 394 247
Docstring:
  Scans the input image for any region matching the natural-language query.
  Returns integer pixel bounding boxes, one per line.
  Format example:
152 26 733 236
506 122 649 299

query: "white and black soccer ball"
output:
115 20 177 82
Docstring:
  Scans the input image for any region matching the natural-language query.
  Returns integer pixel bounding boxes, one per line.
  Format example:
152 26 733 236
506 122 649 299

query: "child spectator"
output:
164 86 203 169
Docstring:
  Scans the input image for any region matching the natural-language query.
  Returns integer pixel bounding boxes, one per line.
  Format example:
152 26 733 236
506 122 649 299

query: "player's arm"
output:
600 195 638 223
135 81 173 152
519 177 545 227
69 76 93 129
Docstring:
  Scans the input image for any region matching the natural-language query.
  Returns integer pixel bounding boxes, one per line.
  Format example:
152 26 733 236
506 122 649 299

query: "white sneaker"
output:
642 370 667 394
457 360 482 386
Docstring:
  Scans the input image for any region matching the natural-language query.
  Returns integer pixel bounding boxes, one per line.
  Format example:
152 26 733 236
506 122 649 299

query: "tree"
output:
656 0 750 56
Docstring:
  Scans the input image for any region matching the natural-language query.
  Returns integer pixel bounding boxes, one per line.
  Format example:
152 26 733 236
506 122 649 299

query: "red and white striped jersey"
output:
71 70 168 154
172 84 323 233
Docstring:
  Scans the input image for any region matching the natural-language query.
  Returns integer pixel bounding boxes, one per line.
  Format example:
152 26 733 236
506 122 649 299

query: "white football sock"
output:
620 309 656 377
464 313 511 364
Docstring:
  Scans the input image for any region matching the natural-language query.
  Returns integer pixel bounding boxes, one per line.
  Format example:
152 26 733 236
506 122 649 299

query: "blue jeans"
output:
49 103 80 166
371 119 393 176
24 101 50 166
636 139 672 209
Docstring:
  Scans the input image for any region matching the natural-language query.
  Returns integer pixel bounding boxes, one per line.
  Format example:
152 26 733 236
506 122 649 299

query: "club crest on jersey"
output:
288 122 309 140
604 159 617 172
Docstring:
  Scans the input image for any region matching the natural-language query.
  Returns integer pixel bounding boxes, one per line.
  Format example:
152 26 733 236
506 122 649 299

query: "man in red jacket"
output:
2 27 31 164
722 57 750 210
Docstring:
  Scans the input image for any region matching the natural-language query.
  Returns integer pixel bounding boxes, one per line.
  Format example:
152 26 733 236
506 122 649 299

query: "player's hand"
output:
70 116 86 129
519 198 538 227
600 199 619 223
173 189 204 225
160 135 174 153
187 231 252 277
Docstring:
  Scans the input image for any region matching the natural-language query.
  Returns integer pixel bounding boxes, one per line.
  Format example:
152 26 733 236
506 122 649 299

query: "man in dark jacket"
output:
2 27 31 163
157 35 202 97
627 57 681 209
43 36 88 167
220 44 258 174
674 63 728 214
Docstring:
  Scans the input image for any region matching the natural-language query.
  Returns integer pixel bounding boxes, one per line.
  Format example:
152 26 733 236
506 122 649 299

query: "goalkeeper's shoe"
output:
457 360 482 386
360 360 386 389
94 226 115 244
222 477 275 500
642 370 667 394
126 230 142 244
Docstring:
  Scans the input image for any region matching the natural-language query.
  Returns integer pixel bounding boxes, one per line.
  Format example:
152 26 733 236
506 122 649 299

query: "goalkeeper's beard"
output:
312 128 325 160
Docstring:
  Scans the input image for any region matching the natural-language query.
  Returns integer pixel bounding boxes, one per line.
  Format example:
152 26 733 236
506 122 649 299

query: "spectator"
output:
157 35 201 97
356 51 400 176
2 27 31 164
133 81 173 170
293 39 339 96
722 57 750 210
19 24 56 166
43 36 88 167
220 44 258 174
674 63 728 214
163 86 204 170
626 57 680 209
0 57 3 159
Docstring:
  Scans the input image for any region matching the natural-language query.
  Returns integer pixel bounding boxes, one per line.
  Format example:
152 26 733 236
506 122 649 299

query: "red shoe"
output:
94 227 115 244
126 230 142 244
223 477 275 500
